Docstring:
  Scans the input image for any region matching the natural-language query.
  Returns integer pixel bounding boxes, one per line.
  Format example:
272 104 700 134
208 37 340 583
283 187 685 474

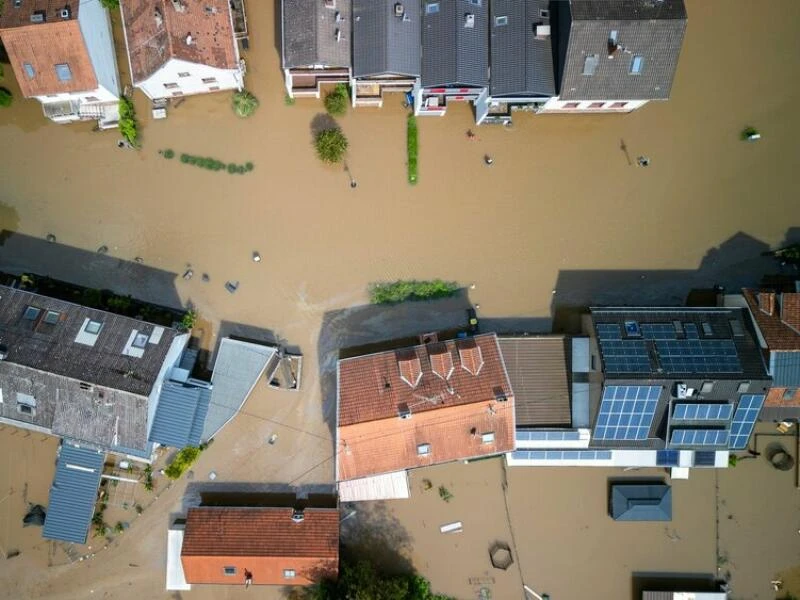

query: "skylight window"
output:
583 54 599 76
629 55 644 74
481 432 496 444
23 306 41 320
23 62 35 79
132 333 149 349
494 16 508 26
85 320 103 335
417 443 431 456
425 2 439 14
55 63 72 82
43 310 60 325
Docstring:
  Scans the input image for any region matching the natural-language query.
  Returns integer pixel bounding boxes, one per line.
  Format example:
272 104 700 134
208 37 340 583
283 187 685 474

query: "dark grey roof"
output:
771 351 800 388
42 441 104 544
557 0 687 100
149 381 211 449
353 0 421 78
421 0 489 88
610 482 672 521
0 285 180 396
282 0 351 69
499 336 571 427
489 0 555 97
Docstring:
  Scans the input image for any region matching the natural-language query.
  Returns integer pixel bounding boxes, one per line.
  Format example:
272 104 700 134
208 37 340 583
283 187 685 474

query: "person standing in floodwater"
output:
484 155 494 166
637 156 650 167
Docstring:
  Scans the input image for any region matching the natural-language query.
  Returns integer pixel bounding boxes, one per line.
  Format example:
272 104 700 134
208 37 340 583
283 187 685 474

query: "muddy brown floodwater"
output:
0 0 799 598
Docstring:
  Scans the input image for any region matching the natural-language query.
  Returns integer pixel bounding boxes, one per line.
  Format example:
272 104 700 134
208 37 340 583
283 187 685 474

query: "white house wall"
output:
78 0 121 98
137 58 243 101
541 98 649 113
33 85 117 105
146 333 190 442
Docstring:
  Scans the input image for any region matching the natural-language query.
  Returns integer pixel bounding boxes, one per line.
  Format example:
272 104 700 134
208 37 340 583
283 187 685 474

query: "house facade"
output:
540 0 687 114
0 0 120 127
507 308 771 470
336 333 515 501
417 0 489 118
351 0 420 107
120 0 244 101
281 0 351 99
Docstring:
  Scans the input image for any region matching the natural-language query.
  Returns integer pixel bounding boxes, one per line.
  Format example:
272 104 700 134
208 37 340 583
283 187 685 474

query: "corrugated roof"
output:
610 483 672 521
771 351 800 389
498 336 570 427
149 381 211 448
282 0 351 69
421 0 488 88
353 0 421 78
489 0 555 97
42 441 104 544
558 0 687 101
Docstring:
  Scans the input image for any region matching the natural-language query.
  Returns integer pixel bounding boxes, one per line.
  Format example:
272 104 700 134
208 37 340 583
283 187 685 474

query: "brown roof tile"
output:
338 333 514 426
765 386 800 408
181 507 338 586
120 0 238 84
0 20 97 97
743 289 800 351
0 0 79 29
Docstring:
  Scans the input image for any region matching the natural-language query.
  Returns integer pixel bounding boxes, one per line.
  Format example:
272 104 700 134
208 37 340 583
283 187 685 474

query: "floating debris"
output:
182 269 193 280
225 280 239 294
741 126 761 141
252 251 261 263
46 234 56 243
201 273 210 282
484 155 494 166
637 156 650 167
268 434 278 445
97 245 108 254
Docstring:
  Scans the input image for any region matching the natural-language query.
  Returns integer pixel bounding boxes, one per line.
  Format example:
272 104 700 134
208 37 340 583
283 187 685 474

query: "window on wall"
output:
417 443 431 456
494 16 508 26
589 102 604 109
201 77 217 84
172 91 184 97
283 569 296 579
164 82 179 89
481 432 495 444
563 102 580 109
55 63 72 81
784 389 797 400
223 566 237 576
425 2 439 15
610 101 627 109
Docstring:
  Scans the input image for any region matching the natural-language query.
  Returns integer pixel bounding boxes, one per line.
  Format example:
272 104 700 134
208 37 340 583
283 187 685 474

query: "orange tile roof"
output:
742 289 800 351
0 0 79 29
0 19 97 98
181 507 338 586
121 0 238 84
337 399 515 480
765 386 800 408
337 333 514 426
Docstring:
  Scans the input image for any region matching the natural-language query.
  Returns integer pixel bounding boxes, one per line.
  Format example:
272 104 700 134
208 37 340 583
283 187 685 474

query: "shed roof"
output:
421 0 488 88
352 0 421 78
282 0 351 69
610 482 672 521
42 441 104 544
149 380 211 448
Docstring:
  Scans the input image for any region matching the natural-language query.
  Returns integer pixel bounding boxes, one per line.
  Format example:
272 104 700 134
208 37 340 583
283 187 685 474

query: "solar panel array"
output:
656 449 680 466
598 339 651 373
693 450 717 466
594 386 661 441
596 323 621 339
641 323 676 339
512 450 613 461
672 403 734 421
516 430 582 442
655 340 742 374
684 323 700 338
670 429 729 446
729 394 765 449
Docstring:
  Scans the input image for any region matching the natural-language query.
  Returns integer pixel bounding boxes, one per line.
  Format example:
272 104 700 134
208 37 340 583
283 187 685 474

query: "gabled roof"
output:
610 482 672 521
421 0 488 88
282 0 351 69
489 0 555 97
42 441 104 544
0 0 97 98
120 0 239 84
181 507 339 585
742 288 800 351
353 0 421 78
557 0 687 101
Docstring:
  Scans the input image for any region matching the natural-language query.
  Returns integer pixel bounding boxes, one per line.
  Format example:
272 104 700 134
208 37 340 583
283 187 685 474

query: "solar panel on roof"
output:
672 403 733 421
684 323 699 339
670 428 729 446
656 449 680 466
693 450 717 466
655 339 741 374
599 339 651 373
596 323 621 339
641 323 676 340
593 386 661 441
729 394 764 450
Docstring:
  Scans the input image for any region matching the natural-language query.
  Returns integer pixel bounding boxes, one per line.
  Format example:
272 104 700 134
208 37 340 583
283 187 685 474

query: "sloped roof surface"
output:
421 0 488 87
353 0 421 77
149 381 211 448
282 0 351 68
610 482 672 521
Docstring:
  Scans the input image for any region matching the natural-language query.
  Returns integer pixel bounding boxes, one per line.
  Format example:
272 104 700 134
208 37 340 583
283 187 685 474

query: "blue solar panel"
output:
641 323 676 340
596 323 621 339
655 339 741 374
599 339 651 373
684 323 699 339
594 386 661 441
729 394 765 450
516 430 582 442
672 403 733 421
694 450 717 466
656 449 680 466
511 450 613 461
670 429 729 446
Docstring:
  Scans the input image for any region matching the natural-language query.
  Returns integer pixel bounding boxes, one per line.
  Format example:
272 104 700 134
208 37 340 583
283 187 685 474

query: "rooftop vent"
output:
429 344 454 381
60 7 70 19
185 33 193 46
394 2 404 17
458 340 484 376
291 510 304 523
535 24 550 39
0 344 7 361
324 0 336 9
30 11 45 23
171 0 187 13
204 6 217 15
398 402 412 419
154 7 163 27
420 332 438 345
464 13 475 28
397 352 423 388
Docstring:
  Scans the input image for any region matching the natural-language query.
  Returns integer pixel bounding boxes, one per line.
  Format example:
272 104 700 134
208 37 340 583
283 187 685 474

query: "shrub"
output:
162 149 175 159
179 309 196 331
324 83 349 117
164 446 202 479
232 90 259 118
438 485 453 502
118 96 140 148
284 93 295 106
314 128 348 163
245 162 254 171
369 279 459 304
0 87 12 108
114 521 125 534
407 114 418 184
135 504 143 514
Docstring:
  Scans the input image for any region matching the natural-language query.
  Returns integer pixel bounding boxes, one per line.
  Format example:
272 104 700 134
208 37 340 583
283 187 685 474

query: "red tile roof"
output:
121 0 238 84
337 333 514 426
742 289 800 351
0 0 79 29
181 507 338 586
765 387 800 408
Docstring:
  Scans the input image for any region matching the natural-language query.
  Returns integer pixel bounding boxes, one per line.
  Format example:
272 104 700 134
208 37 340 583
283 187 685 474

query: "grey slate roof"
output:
42 441 104 544
201 339 279 441
421 0 489 88
353 0 421 78
489 0 555 97
771 351 800 388
149 380 211 449
282 0 351 69
557 0 687 100
609 482 672 521
499 336 571 427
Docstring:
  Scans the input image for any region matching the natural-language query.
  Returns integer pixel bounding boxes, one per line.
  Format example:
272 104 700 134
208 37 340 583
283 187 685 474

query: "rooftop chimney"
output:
291 510 304 523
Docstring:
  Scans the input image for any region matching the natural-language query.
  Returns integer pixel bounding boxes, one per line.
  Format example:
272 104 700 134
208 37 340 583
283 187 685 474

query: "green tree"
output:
100 0 120 8
118 96 139 147
324 83 349 117
314 128 348 163
232 90 259 118
0 87 12 108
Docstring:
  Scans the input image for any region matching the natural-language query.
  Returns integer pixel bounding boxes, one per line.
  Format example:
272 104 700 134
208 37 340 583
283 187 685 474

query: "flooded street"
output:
0 0 799 597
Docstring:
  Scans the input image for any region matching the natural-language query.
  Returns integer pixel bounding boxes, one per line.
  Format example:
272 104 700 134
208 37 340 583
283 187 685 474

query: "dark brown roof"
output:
742 289 800 351
498 336 571 427
121 0 238 84
338 333 513 426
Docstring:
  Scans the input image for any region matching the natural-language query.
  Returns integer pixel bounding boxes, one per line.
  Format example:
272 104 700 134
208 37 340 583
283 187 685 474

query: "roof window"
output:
481 432 495 444
417 443 431 456
425 2 439 15
629 55 644 75
583 54 599 76
132 333 149 349
85 319 103 335
494 16 508 26
23 306 41 320
23 62 35 79
55 63 72 82
43 310 60 325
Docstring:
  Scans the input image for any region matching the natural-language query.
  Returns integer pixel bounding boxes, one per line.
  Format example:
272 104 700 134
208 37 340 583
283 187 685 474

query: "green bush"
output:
179 309 196 331
162 149 175 159
369 280 459 304
164 446 202 479
118 96 140 148
174 152 252 174
324 83 349 117
232 90 259 118
0 87 13 108
284 93 295 106
314 128 348 163
407 114 418 184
